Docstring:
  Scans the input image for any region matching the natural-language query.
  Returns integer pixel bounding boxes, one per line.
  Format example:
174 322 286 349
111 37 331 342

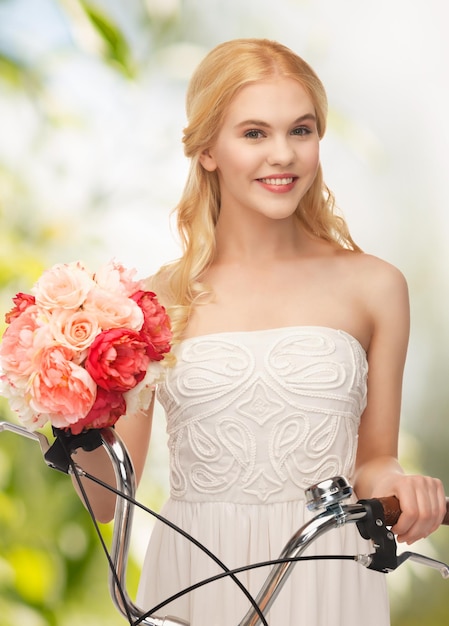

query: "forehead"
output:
225 77 315 123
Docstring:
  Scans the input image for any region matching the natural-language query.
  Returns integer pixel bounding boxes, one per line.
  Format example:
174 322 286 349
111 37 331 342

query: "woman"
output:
79 39 446 625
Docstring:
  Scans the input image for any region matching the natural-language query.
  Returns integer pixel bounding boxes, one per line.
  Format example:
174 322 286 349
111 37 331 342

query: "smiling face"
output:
199 77 321 223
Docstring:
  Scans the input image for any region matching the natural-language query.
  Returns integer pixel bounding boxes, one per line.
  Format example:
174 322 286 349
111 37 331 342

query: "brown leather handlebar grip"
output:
378 496 449 526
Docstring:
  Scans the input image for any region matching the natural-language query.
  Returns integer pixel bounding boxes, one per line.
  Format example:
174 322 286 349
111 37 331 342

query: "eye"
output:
291 126 312 136
244 129 265 140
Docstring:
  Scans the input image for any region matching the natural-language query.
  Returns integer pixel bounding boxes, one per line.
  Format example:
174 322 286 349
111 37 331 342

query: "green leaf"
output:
79 1 135 77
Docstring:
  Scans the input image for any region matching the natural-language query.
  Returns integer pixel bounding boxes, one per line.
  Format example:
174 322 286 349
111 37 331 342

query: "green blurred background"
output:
0 0 448 624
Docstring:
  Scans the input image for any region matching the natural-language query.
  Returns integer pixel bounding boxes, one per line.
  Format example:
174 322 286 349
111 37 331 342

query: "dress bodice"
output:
157 326 368 505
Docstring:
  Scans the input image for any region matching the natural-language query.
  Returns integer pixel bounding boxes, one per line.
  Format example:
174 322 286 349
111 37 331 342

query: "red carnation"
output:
69 388 126 435
5 293 36 324
85 327 153 392
131 290 172 356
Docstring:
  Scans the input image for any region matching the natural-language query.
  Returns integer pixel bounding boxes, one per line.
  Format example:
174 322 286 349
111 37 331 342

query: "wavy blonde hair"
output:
152 38 361 343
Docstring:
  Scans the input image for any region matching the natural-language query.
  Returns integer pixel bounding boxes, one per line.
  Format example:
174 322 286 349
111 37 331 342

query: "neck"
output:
214 213 311 264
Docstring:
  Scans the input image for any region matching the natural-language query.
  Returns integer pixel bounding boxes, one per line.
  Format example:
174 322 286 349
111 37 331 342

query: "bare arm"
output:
353 258 445 543
71 394 155 523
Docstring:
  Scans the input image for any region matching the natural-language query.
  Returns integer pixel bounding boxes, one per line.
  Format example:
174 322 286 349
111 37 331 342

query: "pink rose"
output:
32 261 94 311
29 345 97 427
0 306 49 378
85 328 153 392
5 293 36 324
83 288 143 331
68 387 126 434
49 308 100 353
94 259 143 297
131 290 172 356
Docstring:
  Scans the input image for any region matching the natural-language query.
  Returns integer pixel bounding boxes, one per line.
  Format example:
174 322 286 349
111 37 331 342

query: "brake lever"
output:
396 552 449 579
0 421 51 456
356 497 449 578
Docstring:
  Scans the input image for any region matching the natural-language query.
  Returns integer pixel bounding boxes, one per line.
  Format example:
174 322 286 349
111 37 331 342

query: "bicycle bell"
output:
305 476 353 512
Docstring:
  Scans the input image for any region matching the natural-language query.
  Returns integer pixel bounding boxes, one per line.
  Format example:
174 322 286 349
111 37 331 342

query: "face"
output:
199 77 320 222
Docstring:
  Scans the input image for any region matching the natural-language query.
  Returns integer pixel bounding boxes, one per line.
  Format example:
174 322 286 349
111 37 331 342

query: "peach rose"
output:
49 308 100 353
29 345 97 427
83 288 143 331
94 259 143 297
32 261 95 311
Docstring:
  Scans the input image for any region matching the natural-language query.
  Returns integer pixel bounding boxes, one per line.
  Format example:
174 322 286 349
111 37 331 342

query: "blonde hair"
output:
152 38 361 342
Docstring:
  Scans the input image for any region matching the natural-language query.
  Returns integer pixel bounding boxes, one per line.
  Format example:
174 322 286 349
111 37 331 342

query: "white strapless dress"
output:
137 327 390 625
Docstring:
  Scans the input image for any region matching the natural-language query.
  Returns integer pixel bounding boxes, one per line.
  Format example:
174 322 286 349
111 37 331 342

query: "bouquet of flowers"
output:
0 259 172 435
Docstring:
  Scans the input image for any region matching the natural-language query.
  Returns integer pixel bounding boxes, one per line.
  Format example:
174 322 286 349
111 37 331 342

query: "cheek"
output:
305 141 320 173
215 147 254 176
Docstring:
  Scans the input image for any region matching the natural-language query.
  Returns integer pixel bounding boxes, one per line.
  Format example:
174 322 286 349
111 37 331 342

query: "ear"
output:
199 148 217 172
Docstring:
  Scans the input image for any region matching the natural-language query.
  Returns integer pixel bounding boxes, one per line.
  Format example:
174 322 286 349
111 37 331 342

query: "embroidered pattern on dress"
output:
157 327 367 504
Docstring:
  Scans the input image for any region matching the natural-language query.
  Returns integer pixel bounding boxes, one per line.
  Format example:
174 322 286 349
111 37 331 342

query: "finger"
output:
393 477 445 543
389 483 419 540
428 477 446 531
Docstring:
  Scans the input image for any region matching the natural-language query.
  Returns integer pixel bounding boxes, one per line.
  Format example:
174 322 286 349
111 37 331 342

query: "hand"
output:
372 474 446 544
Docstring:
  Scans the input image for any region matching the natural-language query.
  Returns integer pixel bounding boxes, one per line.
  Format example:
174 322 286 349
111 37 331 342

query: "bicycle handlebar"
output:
378 495 449 526
1 421 448 626
240 476 449 626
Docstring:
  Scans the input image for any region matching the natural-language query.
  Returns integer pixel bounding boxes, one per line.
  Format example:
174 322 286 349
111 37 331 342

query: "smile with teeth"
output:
259 177 295 185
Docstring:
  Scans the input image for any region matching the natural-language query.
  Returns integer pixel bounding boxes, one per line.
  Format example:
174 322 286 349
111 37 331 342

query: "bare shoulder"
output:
338 250 408 297
344 253 410 349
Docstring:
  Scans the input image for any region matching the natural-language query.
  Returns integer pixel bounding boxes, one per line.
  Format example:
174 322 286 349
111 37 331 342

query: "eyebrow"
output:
234 113 317 129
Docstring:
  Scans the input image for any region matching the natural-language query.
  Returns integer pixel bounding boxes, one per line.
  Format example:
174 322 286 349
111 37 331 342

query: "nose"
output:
266 136 296 167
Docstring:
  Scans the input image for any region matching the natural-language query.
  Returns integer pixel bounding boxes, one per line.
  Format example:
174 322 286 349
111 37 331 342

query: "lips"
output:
256 175 298 193
258 177 295 185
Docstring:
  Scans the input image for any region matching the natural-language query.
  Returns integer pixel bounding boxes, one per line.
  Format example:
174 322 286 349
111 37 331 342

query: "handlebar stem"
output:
238 503 368 626
99 428 188 626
